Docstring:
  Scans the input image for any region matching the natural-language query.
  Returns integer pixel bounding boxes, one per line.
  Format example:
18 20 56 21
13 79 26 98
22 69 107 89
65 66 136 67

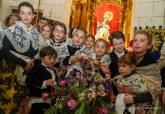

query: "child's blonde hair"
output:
95 38 108 51
134 31 152 45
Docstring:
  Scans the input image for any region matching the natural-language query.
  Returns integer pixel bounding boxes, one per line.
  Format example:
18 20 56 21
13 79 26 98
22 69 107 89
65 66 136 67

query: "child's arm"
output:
45 79 55 87
123 92 152 104
100 63 111 81
69 53 90 64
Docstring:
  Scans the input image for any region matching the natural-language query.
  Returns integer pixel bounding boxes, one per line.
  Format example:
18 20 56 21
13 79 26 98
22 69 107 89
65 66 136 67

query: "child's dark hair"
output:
134 31 152 45
39 46 57 58
18 2 34 13
109 31 125 45
53 21 67 35
118 54 136 66
38 17 48 22
95 38 108 50
73 27 87 36
68 27 76 38
86 34 95 41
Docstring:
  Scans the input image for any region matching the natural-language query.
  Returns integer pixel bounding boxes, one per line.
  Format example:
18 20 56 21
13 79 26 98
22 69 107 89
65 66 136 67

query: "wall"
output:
0 0 72 27
133 0 165 28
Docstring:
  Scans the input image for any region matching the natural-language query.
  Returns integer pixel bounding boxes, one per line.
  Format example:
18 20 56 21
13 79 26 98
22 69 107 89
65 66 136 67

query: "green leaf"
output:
75 102 86 114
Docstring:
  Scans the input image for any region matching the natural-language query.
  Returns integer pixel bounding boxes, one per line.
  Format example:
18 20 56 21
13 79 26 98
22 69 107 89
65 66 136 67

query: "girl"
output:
95 39 111 66
36 17 48 33
4 13 19 27
50 21 67 47
0 2 40 113
94 38 111 80
84 34 96 59
39 24 52 49
61 27 94 77
26 46 57 114
84 34 95 50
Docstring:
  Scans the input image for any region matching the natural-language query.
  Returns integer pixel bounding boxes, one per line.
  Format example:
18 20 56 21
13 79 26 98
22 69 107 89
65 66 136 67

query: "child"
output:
109 31 127 78
113 54 149 114
84 34 96 59
0 2 40 113
26 46 57 114
4 13 19 27
94 38 111 80
123 31 161 113
39 24 52 49
1 2 40 85
159 42 165 104
62 27 94 78
84 34 95 51
36 17 48 33
50 21 67 47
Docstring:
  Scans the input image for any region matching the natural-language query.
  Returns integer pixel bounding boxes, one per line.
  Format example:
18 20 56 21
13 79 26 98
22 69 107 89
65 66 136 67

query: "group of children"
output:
0 1 165 114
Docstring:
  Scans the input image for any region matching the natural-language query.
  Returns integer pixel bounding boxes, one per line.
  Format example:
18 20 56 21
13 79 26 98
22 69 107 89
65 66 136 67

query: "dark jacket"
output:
26 63 57 97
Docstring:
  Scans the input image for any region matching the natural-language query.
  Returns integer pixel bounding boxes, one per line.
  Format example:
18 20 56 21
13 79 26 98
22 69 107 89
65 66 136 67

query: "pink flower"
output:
58 80 67 87
67 99 77 110
98 107 108 114
42 92 49 101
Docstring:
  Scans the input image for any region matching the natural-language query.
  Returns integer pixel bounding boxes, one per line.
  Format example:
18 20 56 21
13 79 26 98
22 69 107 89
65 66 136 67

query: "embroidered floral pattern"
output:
5 21 39 53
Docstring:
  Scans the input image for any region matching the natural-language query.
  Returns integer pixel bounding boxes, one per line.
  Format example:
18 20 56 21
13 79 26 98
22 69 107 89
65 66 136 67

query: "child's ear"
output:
147 44 153 50
131 65 136 71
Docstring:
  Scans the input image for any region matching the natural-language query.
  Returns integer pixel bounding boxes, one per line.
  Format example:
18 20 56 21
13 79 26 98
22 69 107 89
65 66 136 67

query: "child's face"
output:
132 34 150 54
38 20 48 30
41 55 55 68
41 25 51 39
19 6 33 26
118 63 135 77
85 37 95 49
53 25 66 41
8 15 19 26
95 41 106 56
112 38 125 53
73 30 86 46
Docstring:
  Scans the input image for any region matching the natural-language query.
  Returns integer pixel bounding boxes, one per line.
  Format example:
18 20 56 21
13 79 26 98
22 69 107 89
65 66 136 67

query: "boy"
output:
113 54 149 114
123 31 161 114
109 31 127 95
26 46 58 114
109 31 127 78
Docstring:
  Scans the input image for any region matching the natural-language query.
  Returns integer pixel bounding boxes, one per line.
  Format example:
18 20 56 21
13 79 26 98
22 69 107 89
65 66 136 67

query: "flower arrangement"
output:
45 68 116 114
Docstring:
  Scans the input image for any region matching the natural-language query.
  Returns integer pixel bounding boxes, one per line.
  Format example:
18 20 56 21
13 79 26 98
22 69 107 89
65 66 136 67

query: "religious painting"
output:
95 2 121 42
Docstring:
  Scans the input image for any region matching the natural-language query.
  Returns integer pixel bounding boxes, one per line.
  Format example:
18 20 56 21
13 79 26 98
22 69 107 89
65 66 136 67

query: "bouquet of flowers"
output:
45 68 115 114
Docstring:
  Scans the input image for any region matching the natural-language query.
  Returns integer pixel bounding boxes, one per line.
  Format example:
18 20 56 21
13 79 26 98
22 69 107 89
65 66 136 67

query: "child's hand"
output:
117 85 123 92
24 59 34 72
59 66 67 77
46 79 55 87
79 53 90 62
93 60 101 66
123 94 134 104
100 64 111 74
70 55 83 63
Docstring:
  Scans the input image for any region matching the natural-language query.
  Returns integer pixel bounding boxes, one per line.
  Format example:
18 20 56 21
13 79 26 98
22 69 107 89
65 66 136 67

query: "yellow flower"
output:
88 91 96 101
6 86 16 99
